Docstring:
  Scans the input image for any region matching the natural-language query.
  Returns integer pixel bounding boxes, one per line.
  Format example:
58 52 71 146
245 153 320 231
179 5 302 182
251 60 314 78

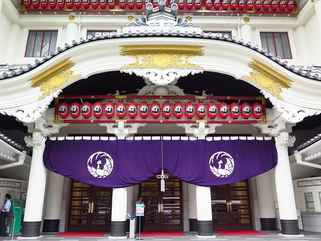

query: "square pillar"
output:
110 187 127 238
196 185 214 236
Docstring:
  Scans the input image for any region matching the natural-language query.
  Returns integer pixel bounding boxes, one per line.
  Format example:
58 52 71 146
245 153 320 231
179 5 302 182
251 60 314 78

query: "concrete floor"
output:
1 232 321 241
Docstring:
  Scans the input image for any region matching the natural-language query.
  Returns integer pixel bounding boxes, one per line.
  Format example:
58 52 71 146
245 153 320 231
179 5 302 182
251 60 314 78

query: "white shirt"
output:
3 199 11 212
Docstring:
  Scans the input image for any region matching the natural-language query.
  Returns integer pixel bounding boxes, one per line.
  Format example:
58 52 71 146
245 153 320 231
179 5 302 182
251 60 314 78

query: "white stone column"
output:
65 16 79 45
188 183 197 232
111 187 128 238
22 131 47 237
43 171 65 233
274 132 300 235
196 185 213 236
256 170 277 230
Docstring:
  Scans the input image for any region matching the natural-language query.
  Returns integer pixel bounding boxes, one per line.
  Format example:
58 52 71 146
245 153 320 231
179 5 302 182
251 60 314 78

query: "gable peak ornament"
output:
120 0 203 85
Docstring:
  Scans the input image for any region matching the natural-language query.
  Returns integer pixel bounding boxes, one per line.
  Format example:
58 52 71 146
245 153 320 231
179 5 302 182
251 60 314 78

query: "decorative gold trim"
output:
243 60 292 99
120 45 203 70
32 59 80 97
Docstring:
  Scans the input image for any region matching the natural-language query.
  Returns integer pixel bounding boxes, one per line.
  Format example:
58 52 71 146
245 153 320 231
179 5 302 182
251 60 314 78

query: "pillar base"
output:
260 218 277 231
280 220 300 235
110 221 127 237
197 220 214 236
189 218 197 232
43 219 59 233
22 221 41 237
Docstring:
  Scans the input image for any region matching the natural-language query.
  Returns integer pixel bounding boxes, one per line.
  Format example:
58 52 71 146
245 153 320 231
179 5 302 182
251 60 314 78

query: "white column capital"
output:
24 131 46 148
100 121 145 139
180 122 221 139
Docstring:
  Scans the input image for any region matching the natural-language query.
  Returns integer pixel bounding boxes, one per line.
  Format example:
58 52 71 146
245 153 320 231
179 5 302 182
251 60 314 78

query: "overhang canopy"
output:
1 33 321 123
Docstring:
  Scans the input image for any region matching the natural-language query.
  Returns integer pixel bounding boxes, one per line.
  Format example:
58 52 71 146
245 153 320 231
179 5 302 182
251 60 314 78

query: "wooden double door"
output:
68 181 112 231
211 181 252 230
139 177 183 231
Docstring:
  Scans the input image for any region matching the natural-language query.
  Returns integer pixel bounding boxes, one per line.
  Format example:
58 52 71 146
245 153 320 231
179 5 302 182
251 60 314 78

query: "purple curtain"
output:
43 138 277 187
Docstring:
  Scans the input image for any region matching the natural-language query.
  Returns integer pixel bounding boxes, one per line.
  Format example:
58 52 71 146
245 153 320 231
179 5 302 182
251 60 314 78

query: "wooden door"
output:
139 176 183 231
68 181 112 231
211 181 252 230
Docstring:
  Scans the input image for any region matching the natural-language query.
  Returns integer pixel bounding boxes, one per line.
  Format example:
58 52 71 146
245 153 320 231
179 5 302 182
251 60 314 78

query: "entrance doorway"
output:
139 176 183 231
211 181 252 230
68 181 112 231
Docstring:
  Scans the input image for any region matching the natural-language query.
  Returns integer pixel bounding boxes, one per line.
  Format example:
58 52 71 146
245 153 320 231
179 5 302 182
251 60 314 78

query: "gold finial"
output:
68 14 76 21
128 15 135 22
243 15 250 23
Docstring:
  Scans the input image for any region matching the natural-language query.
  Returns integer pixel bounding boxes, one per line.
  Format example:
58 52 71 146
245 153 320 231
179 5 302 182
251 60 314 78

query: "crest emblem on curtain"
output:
87 151 114 178
209 151 235 178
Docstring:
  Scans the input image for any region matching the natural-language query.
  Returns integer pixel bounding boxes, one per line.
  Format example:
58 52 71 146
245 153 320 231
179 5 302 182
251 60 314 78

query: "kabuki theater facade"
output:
2 0 321 239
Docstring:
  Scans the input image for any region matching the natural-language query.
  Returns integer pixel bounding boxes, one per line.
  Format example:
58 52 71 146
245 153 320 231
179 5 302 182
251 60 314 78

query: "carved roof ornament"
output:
121 0 202 35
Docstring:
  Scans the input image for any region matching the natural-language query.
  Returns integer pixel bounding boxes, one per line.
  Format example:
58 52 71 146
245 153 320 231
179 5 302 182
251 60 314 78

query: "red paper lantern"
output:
57 102 69 119
195 0 202 9
246 0 254 10
162 103 172 119
119 0 127 9
253 103 263 119
150 102 161 119
48 0 57 9
108 0 115 8
127 0 135 9
93 102 103 119
40 0 48 9
174 103 184 119
82 0 90 9
31 0 40 9
196 103 206 119
222 0 230 10
219 103 229 119
56 0 65 9
99 0 108 9
185 102 195 119
178 0 185 10
238 0 246 11
139 103 149 119
241 103 252 119
186 0 193 10
23 0 32 10
230 103 241 119
230 0 239 10
70 102 81 119
81 102 92 119
104 102 114 119
65 0 74 9
91 0 99 9
116 103 126 119
205 0 213 9
208 103 218 119
127 103 138 119
73 0 82 9
136 0 144 9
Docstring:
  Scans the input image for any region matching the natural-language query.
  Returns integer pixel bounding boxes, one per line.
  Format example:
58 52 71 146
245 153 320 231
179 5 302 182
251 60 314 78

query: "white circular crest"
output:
87 151 114 179
209 151 235 178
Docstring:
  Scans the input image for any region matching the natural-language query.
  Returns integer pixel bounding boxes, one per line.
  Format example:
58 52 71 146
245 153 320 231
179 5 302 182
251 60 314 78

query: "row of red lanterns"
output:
23 0 296 13
57 101 264 120
23 0 117 11
203 0 296 12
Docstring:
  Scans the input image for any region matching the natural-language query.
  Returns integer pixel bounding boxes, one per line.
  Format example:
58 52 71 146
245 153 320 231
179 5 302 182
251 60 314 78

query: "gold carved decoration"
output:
31 59 80 97
120 45 203 70
243 60 293 99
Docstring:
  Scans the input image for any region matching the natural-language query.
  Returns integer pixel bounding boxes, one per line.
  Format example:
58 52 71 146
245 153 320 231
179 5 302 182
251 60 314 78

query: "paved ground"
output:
1 232 321 241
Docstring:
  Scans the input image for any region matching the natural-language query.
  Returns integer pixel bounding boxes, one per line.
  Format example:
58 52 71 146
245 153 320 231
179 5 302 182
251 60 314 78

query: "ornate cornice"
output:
31 58 80 97
243 60 293 99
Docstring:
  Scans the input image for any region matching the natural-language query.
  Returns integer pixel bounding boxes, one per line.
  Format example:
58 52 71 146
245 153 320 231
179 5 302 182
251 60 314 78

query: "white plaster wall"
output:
302 14 321 65
0 12 12 63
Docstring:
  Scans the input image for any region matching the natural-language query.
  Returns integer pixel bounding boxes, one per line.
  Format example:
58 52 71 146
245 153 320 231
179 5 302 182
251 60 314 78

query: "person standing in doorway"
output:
0 194 12 236
135 196 145 235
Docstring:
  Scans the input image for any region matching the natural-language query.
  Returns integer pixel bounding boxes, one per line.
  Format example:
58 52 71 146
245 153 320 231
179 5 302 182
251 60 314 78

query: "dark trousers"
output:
0 212 8 236
135 216 144 234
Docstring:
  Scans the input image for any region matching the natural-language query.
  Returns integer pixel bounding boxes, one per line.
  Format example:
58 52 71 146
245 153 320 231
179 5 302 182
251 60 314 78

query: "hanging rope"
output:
160 137 165 192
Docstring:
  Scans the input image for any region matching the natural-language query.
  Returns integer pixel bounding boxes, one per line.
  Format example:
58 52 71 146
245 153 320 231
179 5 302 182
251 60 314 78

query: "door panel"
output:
68 181 112 231
140 176 183 231
211 181 252 230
